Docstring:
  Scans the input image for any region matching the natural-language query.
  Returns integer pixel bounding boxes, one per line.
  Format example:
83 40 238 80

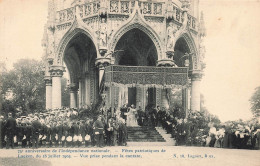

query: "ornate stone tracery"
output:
43 0 204 112
44 76 52 86
109 21 164 60
57 28 98 63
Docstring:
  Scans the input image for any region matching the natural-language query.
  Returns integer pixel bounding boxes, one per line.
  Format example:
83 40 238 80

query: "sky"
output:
0 0 260 122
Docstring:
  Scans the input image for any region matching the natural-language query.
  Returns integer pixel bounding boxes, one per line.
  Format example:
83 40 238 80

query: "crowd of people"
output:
204 124 260 149
121 105 260 150
157 108 260 150
0 107 127 149
1 105 260 150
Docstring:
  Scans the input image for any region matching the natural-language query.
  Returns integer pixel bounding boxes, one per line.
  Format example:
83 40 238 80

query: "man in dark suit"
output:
5 113 16 149
0 116 6 148
85 119 93 147
120 104 128 122
137 106 144 126
93 116 105 147
151 106 157 127
16 118 24 148
50 121 57 147
31 117 42 149
57 121 63 147
118 118 127 146
105 118 114 146
79 120 86 147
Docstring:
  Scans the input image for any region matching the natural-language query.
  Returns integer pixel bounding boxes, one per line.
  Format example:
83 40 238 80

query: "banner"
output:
104 65 189 88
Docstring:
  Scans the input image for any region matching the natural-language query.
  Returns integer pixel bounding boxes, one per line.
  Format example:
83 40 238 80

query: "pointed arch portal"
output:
113 28 158 109
63 32 99 108
104 28 188 111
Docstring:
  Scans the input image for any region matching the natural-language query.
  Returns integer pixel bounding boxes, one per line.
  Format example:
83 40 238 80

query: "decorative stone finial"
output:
99 0 108 16
181 0 191 12
47 0 56 30
199 11 206 37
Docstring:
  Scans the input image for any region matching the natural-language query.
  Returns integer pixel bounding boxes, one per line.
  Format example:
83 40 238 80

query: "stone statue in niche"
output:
154 4 162 15
166 21 178 50
99 18 107 49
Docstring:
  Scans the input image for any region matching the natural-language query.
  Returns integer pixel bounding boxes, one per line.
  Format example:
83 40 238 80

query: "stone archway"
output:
172 33 200 114
174 33 198 70
110 23 163 61
174 37 191 67
57 28 99 65
113 28 158 110
63 32 98 108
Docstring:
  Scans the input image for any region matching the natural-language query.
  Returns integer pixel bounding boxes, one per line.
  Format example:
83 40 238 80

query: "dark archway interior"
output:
63 32 99 106
63 33 97 84
118 51 137 66
114 28 158 107
174 37 190 67
115 28 157 66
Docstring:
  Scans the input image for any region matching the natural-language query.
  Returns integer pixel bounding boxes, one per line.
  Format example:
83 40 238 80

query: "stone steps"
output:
155 127 176 146
127 126 166 142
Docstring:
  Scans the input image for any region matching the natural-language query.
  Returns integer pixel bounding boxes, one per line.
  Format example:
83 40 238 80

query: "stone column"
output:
118 86 123 108
136 87 142 110
156 58 175 110
50 66 64 109
124 86 128 105
143 87 147 109
78 78 83 108
111 86 115 117
191 73 202 111
187 88 191 110
156 88 162 108
45 76 52 110
81 77 86 108
85 73 91 107
69 83 77 108
161 89 169 109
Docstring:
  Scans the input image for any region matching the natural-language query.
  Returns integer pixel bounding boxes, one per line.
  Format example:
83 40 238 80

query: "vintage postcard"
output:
0 0 260 166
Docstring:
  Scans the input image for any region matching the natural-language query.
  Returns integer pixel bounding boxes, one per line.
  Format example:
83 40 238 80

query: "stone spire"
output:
42 24 48 48
181 0 191 11
199 11 206 37
47 0 56 29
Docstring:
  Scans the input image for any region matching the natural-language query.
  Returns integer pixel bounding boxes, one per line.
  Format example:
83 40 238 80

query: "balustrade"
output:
55 0 197 32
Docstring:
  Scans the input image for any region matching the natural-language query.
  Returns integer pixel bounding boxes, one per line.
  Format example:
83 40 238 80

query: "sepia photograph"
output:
0 0 260 165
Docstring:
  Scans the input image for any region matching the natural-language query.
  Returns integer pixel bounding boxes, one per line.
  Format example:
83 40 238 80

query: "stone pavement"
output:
0 146 259 166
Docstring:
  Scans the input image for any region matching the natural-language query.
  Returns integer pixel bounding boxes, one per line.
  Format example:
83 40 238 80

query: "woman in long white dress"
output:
127 105 138 126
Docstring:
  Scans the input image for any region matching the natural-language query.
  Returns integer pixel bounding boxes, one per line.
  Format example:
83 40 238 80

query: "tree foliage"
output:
250 86 260 117
0 59 45 115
